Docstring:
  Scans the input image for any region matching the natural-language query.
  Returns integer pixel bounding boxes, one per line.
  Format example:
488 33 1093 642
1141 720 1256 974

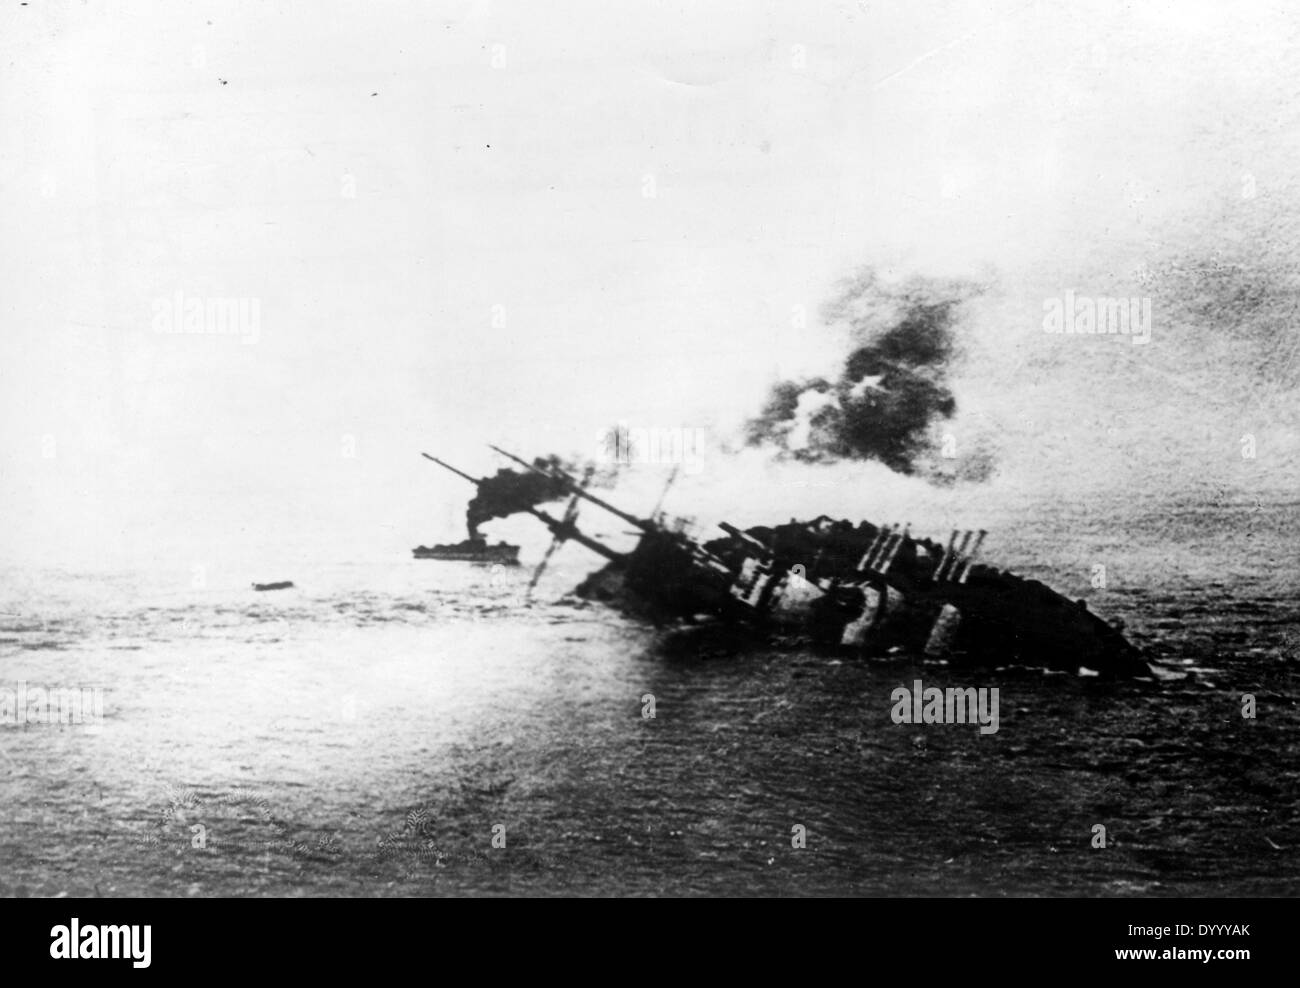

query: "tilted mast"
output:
487 445 737 572
420 453 624 563
487 445 656 531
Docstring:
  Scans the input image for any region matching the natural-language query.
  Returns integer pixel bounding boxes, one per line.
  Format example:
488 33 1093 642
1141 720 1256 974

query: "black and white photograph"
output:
0 0 1294 955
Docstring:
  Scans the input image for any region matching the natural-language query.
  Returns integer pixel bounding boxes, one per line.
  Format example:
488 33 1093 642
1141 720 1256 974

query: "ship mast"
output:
487 446 738 572
420 453 624 563
487 445 654 531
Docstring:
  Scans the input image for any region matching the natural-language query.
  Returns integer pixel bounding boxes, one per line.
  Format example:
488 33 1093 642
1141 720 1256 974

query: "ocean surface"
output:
2 496 1298 897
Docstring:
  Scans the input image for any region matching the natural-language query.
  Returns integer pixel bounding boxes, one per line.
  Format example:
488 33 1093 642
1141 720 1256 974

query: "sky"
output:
2 0 1298 573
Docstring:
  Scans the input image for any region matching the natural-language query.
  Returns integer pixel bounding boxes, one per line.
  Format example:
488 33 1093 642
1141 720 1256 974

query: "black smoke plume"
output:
746 268 983 476
465 455 613 537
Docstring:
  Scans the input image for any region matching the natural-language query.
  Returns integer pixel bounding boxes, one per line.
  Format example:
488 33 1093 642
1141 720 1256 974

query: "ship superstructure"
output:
421 448 1150 677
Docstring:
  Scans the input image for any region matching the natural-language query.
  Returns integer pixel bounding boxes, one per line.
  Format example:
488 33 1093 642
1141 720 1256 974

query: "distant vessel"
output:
412 536 520 565
252 581 295 591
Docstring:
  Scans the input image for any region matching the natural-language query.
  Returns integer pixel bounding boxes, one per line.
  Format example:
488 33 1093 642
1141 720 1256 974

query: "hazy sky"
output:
3 0 1298 571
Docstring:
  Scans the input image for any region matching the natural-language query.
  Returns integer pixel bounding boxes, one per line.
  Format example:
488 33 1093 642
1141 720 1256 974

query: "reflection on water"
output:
1 500 1298 896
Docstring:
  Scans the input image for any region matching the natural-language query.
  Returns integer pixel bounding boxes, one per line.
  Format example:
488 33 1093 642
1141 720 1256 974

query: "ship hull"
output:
412 545 520 564
589 520 1151 677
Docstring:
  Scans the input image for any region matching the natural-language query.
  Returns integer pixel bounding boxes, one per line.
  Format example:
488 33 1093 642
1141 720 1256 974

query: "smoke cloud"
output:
465 456 573 538
465 455 617 537
745 268 986 478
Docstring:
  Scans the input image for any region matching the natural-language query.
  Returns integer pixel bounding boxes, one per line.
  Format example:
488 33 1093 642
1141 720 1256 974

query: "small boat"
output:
252 581 295 591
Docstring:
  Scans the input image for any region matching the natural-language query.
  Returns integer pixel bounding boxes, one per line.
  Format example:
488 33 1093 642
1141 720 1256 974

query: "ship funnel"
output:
880 523 911 573
868 523 901 570
957 530 988 583
944 530 974 581
935 529 959 581
857 526 888 572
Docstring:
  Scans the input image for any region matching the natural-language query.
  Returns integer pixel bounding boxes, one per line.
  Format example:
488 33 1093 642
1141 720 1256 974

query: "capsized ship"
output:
422 448 1152 678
